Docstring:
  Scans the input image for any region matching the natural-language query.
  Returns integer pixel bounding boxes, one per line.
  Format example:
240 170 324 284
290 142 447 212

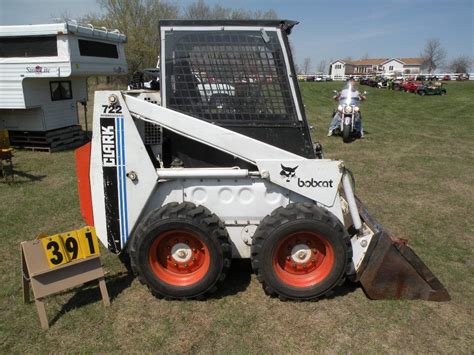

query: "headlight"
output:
354 106 360 112
344 106 352 114
337 105 343 112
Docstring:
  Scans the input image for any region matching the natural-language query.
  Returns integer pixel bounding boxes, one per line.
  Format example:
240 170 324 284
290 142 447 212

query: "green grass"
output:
1 81 473 353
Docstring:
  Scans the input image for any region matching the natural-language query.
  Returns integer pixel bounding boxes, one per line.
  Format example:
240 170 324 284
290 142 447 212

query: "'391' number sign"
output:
39 226 100 269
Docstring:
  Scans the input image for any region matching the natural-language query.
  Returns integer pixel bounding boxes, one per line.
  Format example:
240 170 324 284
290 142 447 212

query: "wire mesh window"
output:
164 30 298 124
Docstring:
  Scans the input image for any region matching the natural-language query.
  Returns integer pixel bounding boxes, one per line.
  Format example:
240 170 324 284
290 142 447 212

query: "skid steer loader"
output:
75 20 449 301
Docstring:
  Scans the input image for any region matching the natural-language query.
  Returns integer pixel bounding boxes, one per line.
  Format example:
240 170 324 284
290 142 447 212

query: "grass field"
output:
1 81 473 353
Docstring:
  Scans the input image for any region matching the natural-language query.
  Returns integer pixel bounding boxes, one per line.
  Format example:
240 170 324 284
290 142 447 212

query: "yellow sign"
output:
41 235 69 268
78 226 100 259
39 226 100 269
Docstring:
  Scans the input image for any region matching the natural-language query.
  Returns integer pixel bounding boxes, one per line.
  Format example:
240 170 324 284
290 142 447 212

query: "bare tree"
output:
421 38 447 73
448 55 472 73
317 60 327 74
294 63 302 75
183 0 277 20
361 52 370 60
302 57 312 74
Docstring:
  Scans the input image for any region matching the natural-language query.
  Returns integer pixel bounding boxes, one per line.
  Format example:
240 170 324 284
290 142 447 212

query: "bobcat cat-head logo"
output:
280 164 298 182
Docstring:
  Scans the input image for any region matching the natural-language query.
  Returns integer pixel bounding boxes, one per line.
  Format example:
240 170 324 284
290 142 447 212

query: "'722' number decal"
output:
102 104 122 114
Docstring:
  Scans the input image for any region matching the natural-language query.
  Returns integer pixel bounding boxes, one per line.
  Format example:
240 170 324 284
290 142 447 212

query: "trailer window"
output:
0 35 57 57
78 39 118 58
164 30 298 125
50 81 72 101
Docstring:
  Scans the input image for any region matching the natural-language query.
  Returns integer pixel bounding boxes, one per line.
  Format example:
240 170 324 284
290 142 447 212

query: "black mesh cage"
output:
164 30 299 125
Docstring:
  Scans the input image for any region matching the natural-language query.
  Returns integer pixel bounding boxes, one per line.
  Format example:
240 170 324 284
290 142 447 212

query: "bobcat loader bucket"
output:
356 198 450 301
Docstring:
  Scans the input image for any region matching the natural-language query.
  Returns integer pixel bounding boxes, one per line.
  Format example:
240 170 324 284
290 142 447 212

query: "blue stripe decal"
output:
116 117 125 247
121 116 129 240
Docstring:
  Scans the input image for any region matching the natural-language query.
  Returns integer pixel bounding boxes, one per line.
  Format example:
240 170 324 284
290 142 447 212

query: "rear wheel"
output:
251 203 352 300
130 202 232 299
342 124 351 143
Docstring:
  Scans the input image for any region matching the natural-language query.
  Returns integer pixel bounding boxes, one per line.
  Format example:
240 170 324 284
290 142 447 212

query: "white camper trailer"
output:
0 22 127 150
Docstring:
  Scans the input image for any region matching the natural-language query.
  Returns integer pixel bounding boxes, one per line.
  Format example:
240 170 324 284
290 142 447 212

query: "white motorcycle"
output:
332 89 366 143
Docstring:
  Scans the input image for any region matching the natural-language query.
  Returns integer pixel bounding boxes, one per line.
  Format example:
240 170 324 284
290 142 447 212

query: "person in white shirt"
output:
327 78 366 137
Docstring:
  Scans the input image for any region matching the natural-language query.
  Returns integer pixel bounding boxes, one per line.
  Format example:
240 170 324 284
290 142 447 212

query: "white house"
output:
329 57 425 78
330 60 346 79
0 22 127 147
381 58 424 75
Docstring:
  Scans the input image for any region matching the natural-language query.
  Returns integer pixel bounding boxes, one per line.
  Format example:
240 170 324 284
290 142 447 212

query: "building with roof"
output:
329 57 425 79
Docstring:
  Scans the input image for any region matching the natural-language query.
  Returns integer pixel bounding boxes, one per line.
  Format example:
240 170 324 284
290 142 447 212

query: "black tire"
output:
251 203 352 301
342 124 351 143
130 202 232 299
418 90 425 96
400 88 405 92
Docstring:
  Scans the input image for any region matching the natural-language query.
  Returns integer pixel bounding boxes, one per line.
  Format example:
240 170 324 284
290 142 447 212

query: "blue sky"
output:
1 0 472 69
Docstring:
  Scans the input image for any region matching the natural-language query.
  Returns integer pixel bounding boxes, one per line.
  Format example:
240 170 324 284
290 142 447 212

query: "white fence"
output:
297 73 474 81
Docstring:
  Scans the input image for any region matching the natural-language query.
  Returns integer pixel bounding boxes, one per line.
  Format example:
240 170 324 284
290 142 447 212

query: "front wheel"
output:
342 124 351 143
251 203 352 300
130 202 232 299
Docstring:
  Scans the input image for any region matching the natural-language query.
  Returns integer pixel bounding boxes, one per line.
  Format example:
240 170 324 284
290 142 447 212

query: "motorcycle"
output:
331 88 367 143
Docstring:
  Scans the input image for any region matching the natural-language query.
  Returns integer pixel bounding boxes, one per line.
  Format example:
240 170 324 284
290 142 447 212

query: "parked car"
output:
392 79 403 90
442 75 452 81
359 77 371 85
427 75 439 81
416 75 426 81
306 76 315 82
400 81 423 93
416 82 446 96
456 73 470 81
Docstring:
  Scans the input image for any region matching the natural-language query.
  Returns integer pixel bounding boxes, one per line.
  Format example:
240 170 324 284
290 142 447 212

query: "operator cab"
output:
156 20 315 168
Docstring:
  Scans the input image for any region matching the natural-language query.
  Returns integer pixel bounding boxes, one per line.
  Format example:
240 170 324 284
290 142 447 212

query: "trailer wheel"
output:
130 202 232 299
251 203 352 300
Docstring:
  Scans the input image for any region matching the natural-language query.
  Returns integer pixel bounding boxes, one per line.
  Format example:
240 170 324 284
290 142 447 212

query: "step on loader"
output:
75 20 449 301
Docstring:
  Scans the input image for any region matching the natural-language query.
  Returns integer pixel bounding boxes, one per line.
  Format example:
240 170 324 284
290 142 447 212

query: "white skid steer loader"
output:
75 20 449 301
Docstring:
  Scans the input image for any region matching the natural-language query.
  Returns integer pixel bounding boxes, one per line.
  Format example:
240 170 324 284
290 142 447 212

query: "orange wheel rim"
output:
148 230 210 286
272 231 335 288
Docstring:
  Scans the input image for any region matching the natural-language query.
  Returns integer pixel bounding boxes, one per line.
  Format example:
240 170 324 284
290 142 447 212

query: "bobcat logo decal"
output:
280 164 298 182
